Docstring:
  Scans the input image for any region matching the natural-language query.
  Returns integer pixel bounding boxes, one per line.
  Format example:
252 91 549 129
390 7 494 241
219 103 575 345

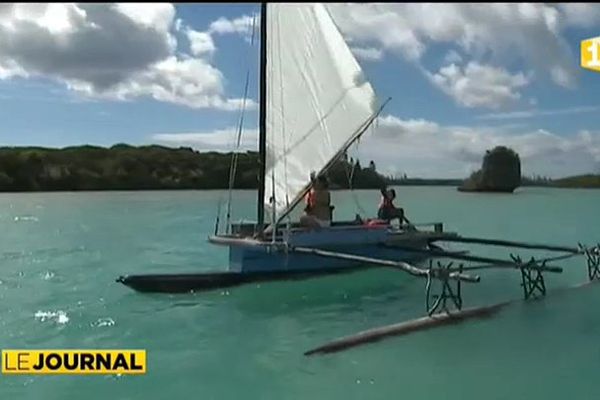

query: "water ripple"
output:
14 216 39 222
41 271 55 280
34 310 69 325
1 246 88 261
92 318 115 327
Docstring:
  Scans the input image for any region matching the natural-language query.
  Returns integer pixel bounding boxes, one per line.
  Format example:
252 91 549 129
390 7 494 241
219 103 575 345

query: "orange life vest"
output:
305 189 316 210
366 218 388 227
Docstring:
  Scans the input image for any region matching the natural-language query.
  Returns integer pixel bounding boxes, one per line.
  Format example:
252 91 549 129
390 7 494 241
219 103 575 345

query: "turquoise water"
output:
1 186 600 399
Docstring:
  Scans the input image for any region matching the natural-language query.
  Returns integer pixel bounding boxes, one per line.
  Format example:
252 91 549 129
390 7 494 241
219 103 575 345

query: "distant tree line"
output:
0 144 597 192
0 145 389 192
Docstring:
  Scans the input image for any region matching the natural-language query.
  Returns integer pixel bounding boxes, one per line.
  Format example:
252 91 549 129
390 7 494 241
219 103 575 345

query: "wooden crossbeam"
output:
384 244 564 273
289 246 480 283
433 236 580 254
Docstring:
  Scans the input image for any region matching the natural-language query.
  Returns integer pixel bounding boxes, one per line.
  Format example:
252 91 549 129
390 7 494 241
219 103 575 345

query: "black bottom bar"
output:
116 266 370 293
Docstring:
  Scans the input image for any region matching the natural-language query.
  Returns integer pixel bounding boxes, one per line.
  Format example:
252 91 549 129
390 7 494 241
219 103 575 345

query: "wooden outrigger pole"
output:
303 239 600 357
305 302 511 356
289 246 480 283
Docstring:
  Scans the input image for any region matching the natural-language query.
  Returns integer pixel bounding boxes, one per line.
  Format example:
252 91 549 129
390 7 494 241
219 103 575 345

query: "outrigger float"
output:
303 239 600 356
116 3 600 354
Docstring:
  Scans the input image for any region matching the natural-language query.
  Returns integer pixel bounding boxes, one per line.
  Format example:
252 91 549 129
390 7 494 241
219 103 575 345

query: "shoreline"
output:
1 145 598 191
1 184 599 194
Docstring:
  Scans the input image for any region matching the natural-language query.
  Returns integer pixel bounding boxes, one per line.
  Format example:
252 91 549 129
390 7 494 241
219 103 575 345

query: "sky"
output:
0 3 599 179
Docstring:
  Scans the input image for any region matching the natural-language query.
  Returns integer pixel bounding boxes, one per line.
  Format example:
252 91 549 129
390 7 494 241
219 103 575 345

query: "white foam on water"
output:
34 310 69 324
94 318 115 327
14 216 39 222
57 313 69 324
41 271 55 280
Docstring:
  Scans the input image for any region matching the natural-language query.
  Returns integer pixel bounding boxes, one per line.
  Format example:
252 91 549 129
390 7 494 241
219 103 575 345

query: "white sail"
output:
264 3 378 220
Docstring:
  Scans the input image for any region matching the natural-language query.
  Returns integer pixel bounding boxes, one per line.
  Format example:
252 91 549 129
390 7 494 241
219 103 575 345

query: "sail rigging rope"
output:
344 137 369 218
276 9 290 213
265 98 391 231
223 13 258 233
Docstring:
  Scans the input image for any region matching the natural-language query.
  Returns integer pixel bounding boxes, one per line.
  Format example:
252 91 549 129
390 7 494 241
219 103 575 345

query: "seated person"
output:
300 175 332 229
377 187 405 223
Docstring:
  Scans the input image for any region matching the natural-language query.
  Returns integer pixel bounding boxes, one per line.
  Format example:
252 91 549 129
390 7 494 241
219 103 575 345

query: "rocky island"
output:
458 146 522 193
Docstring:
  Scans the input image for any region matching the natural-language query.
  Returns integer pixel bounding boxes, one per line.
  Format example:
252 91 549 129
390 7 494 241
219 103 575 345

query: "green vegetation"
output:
328 155 388 189
459 146 522 193
0 144 597 192
521 174 600 188
389 177 463 186
552 174 600 189
0 145 387 191
0 145 255 191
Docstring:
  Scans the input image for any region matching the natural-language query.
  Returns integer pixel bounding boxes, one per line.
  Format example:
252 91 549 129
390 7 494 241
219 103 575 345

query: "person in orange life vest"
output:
300 174 332 228
377 186 404 222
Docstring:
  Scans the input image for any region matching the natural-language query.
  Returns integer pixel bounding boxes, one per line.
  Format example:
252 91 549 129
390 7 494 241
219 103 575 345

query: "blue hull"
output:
117 223 452 293
229 242 426 272
221 225 433 273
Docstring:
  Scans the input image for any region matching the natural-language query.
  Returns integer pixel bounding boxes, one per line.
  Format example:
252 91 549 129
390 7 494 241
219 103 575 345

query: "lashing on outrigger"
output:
303 239 600 356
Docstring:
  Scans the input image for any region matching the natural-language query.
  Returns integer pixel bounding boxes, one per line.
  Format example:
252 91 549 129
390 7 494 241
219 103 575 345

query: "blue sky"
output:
0 3 599 178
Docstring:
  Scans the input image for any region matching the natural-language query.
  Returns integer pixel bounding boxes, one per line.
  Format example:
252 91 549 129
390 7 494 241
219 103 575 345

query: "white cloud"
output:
174 18 184 32
186 28 215 56
356 115 600 178
69 56 253 111
209 14 256 36
328 4 422 61
426 62 531 109
558 4 600 28
443 50 463 65
153 127 258 152
0 3 249 110
375 116 439 138
114 3 175 32
328 3 579 90
0 4 175 88
0 58 27 79
478 105 600 121
151 117 600 178
351 46 384 61
0 3 86 35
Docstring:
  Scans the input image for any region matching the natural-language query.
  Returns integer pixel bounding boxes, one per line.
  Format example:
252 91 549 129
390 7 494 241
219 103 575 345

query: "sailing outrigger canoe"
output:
116 4 600 354
116 6 599 344
117 3 459 293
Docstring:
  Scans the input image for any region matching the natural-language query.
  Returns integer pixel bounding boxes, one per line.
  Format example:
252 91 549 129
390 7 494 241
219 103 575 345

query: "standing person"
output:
377 186 404 222
300 174 332 228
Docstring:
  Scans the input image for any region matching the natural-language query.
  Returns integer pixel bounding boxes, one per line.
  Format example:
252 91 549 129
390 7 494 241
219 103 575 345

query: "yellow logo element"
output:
581 36 600 72
2 350 146 375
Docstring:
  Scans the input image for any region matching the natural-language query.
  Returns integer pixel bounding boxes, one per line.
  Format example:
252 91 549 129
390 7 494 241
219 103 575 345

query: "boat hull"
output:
228 240 426 272
215 224 448 273
117 224 455 293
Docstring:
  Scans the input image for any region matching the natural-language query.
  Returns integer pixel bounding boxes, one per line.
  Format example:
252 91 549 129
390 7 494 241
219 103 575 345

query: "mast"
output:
257 2 268 228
